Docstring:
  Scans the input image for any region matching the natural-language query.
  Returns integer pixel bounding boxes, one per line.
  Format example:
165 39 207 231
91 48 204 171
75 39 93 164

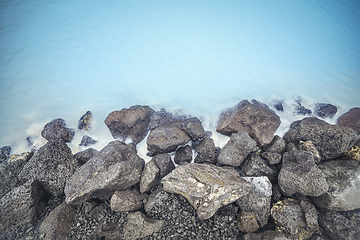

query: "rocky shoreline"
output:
1 99 360 240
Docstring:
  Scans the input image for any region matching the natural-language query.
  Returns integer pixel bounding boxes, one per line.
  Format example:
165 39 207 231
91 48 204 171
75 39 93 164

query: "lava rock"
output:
278 150 328 197
294 102 312 115
283 117 360 160
64 141 144 205
261 152 282 165
74 147 99 165
298 140 321 163
0 145 11 162
123 211 164 240
314 103 337 119
237 210 259 233
161 163 252 219
180 117 206 141
194 136 216 164
152 153 175 178
336 107 360 134
274 101 284 112
265 135 286 154
78 111 92 131
41 118 75 142
216 99 281 146
147 126 190 156
140 160 160 193
174 145 193 164
243 230 297 240
148 108 186 130
311 160 360 211
79 135 97 147
217 131 257 167
240 153 278 181
110 189 147 212
18 139 78 196
104 105 154 144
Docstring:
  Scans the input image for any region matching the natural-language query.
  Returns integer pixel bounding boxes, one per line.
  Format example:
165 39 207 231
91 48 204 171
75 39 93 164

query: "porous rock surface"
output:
240 153 278 181
110 189 147 212
194 136 216 164
140 160 160 193
41 118 75 142
152 153 175 178
78 111 92 131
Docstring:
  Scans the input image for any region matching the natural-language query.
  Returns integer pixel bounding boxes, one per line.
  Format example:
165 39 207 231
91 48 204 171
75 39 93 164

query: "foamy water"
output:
1 0 359 158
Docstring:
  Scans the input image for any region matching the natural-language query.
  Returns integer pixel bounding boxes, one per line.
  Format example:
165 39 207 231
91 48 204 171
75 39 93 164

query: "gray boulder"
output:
194 137 217 164
104 105 154 144
123 211 164 240
110 189 147 212
240 153 278 181
41 118 75 142
161 163 252 219
311 160 360 211
74 147 99 165
278 150 328 197
0 145 11 162
79 135 97 147
147 126 190 156
261 152 282 165
78 110 92 131
265 135 286 154
336 107 360 134
174 145 193 164
217 131 257 167
237 210 259 233
140 160 160 193
314 103 337 119
298 140 321 163
39 202 76 240
180 117 206 141
64 141 144 205
18 139 78 196
216 99 281 146
152 153 175 178
283 117 360 160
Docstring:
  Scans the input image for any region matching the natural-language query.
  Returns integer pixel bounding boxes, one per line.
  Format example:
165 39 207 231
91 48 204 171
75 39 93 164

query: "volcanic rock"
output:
140 160 160 193
237 211 259 233
78 111 92 131
194 136 216 164
41 118 75 142
336 107 360 133
123 211 164 240
174 145 193 164
314 103 337 119
240 153 278 181
243 230 297 240
110 189 147 212
79 135 97 147
298 140 321 163
180 117 206 141
74 147 99 165
152 153 175 178
265 135 286 154
0 145 11 162
261 151 282 165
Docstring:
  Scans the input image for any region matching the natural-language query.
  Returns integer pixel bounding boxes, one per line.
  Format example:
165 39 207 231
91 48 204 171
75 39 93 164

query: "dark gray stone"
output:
237 210 259 233
336 107 360 134
18 139 78 196
78 111 92 131
217 131 257 167
294 102 312 115
283 117 360 160
261 151 282 165
152 153 175 178
240 153 278 181
104 105 154 144
278 150 328 197
180 117 206 141
79 135 97 147
174 145 192 164
0 145 11 162
216 99 281 146
315 103 337 119
41 118 75 142
148 108 185 130
298 140 321 163
74 147 99 165
194 137 216 164
274 101 284 112
265 135 286 154
110 189 147 212
64 141 144 205
123 211 164 240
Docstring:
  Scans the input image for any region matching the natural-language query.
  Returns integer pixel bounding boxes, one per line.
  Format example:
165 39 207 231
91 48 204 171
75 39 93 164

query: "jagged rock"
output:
314 103 337 119
283 117 360 160
41 118 75 142
0 180 44 234
236 176 272 230
104 105 154 144
180 117 206 141
271 198 319 240
243 230 297 240
194 137 216 164
79 135 97 147
0 145 11 162
148 108 185 130
336 107 360 133
217 131 257 167
272 183 283 203
278 150 328 197
0 152 32 199
39 202 76 240
261 151 282 165
123 211 164 240
265 135 286 154
237 211 259 233
78 111 92 131
110 189 147 212
152 153 175 178
147 126 190 156
140 160 160 193
318 210 360 240
74 147 99 165
64 141 144 205
240 153 278 181
18 139 78 196
161 163 252 219
294 102 312 115
311 160 360 211
174 145 193 164
298 140 321 163
274 101 284 112
216 99 281 146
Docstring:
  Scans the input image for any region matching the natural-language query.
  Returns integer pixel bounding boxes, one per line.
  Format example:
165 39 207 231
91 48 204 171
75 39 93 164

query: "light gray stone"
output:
123 211 164 240
140 160 160 193
152 153 175 178
110 189 147 212
41 118 75 142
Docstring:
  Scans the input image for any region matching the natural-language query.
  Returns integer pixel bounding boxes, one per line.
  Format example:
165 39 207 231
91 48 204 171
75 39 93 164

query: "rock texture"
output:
140 160 160 193
79 135 97 147
240 153 278 181
123 211 164 240
194 136 216 164
265 135 286 154
104 105 154 144
314 103 337 119
152 153 175 178
18 139 78 196
41 118 75 142
78 111 92 131
74 147 99 165
336 107 360 133
283 117 360 160
311 159 360 211
0 145 11 162
216 99 281 146
161 163 252 219
64 141 144 205
110 189 147 212
174 145 193 164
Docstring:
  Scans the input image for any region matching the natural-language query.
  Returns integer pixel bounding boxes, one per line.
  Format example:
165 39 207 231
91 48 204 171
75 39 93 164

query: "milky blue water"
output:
1 0 359 157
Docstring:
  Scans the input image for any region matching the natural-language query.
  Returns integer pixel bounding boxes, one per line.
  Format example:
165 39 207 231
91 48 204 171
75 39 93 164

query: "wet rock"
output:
336 107 360 134
41 118 75 142
78 111 92 131
123 211 164 240
298 140 321 163
217 131 257 167
283 117 360 160
216 99 281 146
236 176 272 229
79 135 97 147
148 108 185 130
74 147 99 165
311 160 360 211
261 151 282 165
0 180 44 234
140 160 160 193
104 105 154 144
278 150 328 197
64 141 144 205
243 230 297 240
294 102 312 115
318 210 360 240
271 198 319 240
194 136 216 164
39 202 76 240
237 211 259 233
314 103 337 119
240 153 278 181
152 153 175 178
174 145 193 164
147 126 190 156
161 163 252 219
110 189 147 212
0 145 11 162
274 101 284 112
0 152 32 199
18 139 78 196
180 117 206 141
265 135 286 154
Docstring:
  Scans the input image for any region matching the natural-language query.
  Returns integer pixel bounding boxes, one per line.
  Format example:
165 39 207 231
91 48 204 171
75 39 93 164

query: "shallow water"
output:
0 0 359 158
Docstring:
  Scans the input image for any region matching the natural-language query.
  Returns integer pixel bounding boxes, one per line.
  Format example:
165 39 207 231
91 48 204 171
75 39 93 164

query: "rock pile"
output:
1 100 360 240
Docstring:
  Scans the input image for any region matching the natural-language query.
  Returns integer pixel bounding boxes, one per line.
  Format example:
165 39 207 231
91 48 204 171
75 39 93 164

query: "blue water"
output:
0 0 359 155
